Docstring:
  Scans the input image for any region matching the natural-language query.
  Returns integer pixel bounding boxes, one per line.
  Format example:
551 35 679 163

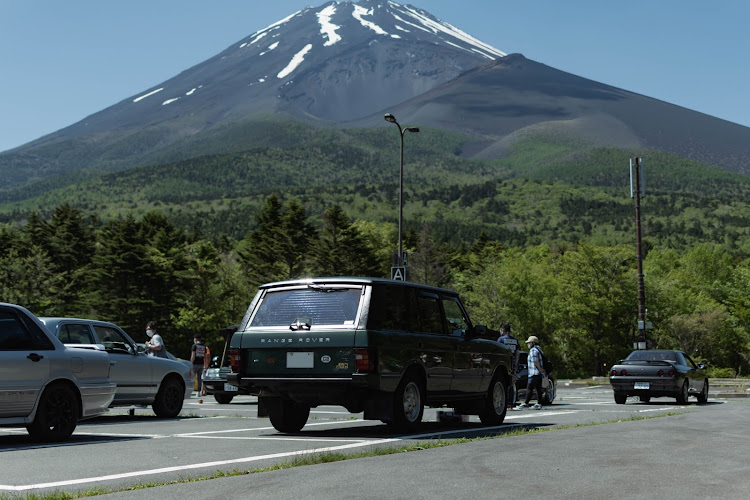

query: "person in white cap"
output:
514 335 546 410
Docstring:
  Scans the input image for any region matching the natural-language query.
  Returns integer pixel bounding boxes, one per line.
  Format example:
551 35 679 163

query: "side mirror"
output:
698 363 707 370
472 325 488 337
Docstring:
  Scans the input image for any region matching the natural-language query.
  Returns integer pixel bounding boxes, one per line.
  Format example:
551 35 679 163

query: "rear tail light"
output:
610 369 616 376
354 348 377 373
229 348 240 372
619 369 627 376
657 370 664 376
668 370 675 376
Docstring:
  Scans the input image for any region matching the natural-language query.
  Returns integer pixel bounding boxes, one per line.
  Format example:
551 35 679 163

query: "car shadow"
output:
274 420 552 440
0 432 152 450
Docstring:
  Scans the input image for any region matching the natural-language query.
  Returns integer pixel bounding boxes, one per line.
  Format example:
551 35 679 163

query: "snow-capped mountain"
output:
1 0 749 189
35 1 503 140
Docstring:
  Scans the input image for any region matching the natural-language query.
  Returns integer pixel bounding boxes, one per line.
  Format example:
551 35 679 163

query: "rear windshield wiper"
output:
290 318 312 331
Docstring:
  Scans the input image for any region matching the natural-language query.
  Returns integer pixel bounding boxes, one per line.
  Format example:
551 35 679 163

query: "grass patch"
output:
0 412 685 500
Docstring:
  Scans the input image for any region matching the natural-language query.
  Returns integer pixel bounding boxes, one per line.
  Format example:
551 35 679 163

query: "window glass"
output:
61 324 94 344
250 286 362 327
94 325 135 354
417 293 444 334
442 297 469 336
367 285 419 331
684 354 698 369
0 311 36 350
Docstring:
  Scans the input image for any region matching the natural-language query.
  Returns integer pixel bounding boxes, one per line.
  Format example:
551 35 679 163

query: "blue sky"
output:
1 0 748 153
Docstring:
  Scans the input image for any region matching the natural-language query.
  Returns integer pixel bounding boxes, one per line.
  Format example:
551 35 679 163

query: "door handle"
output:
27 353 44 362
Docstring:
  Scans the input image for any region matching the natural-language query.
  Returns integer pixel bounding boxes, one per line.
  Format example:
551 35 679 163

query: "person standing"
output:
190 335 209 396
515 335 546 410
497 323 520 406
144 321 167 358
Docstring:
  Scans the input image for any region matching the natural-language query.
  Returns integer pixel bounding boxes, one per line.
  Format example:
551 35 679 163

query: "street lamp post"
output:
384 113 419 280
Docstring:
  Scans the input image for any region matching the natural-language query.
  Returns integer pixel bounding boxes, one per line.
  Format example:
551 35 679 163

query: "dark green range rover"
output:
227 278 513 432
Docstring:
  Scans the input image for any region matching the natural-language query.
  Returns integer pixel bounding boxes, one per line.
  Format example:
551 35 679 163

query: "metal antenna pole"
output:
631 157 647 348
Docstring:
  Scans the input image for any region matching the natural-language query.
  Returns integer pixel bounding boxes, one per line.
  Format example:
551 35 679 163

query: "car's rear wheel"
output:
697 379 709 404
390 373 424 431
153 376 184 418
676 380 689 404
479 376 507 425
269 399 310 433
543 380 556 405
214 393 235 404
27 383 79 442
614 393 627 404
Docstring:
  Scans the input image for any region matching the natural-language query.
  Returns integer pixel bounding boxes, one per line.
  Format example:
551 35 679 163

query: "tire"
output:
153 377 185 418
639 396 651 403
390 373 424 432
697 379 709 404
543 380 556 405
676 380 689 405
214 393 235 404
26 383 79 442
269 399 310 433
479 376 508 425
614 393 627 405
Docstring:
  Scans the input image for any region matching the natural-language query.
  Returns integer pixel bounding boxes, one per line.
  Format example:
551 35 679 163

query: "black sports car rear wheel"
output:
614 393 627 404
676 380 689 404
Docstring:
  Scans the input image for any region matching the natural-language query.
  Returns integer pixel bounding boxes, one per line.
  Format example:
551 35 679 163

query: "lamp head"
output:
384 113 397 123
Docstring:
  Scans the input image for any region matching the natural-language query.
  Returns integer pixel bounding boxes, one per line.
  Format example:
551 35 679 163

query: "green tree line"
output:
2 199 748 377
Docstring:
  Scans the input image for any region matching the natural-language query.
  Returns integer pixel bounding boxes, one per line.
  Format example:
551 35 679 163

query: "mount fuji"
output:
1 0 749 191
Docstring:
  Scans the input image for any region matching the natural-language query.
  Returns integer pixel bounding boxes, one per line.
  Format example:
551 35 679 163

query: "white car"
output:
41 317 192 418
0 303 116 441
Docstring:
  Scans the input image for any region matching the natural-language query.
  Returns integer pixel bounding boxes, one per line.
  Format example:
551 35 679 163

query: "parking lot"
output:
3 382 742 497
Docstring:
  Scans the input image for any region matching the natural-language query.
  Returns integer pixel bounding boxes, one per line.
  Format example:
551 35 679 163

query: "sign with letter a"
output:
391 266 406 281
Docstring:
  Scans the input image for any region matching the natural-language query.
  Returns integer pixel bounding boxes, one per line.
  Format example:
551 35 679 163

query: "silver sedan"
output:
41 317 192 418
0 303 116 441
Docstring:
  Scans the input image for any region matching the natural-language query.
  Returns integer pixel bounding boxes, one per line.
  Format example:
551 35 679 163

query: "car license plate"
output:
224 383 238 392
634 382 650 390
287 351 314 368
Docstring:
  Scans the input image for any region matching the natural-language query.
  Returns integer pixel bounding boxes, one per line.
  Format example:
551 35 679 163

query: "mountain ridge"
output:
1 0 748 196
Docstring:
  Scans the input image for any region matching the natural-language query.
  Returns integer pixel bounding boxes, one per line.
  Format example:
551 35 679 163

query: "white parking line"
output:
0 424 524 492
506 410 580 419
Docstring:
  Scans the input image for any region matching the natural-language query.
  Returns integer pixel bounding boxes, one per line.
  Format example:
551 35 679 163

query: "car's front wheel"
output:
214 393 234 404
479 376 507 425
390 373 424 431
27 383 79 442
269 398 310 433
153 377 184 418
614 393 627 404
697 379 709 404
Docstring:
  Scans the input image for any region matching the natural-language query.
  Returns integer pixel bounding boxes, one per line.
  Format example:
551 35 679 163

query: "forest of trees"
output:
2 198 748 378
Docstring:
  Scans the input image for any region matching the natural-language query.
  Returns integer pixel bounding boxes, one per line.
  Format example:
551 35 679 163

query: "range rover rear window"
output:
249 286 362 328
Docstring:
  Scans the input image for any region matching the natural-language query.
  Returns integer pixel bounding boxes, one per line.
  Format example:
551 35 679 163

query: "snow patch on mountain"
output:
318 4 342 46
391 3 505 59
352 5 388 35
133 88 164 103
260 42 279 56
277 44 313 79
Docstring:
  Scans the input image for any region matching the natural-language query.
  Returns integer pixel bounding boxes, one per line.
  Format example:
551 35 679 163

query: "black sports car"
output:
609 349 709 404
